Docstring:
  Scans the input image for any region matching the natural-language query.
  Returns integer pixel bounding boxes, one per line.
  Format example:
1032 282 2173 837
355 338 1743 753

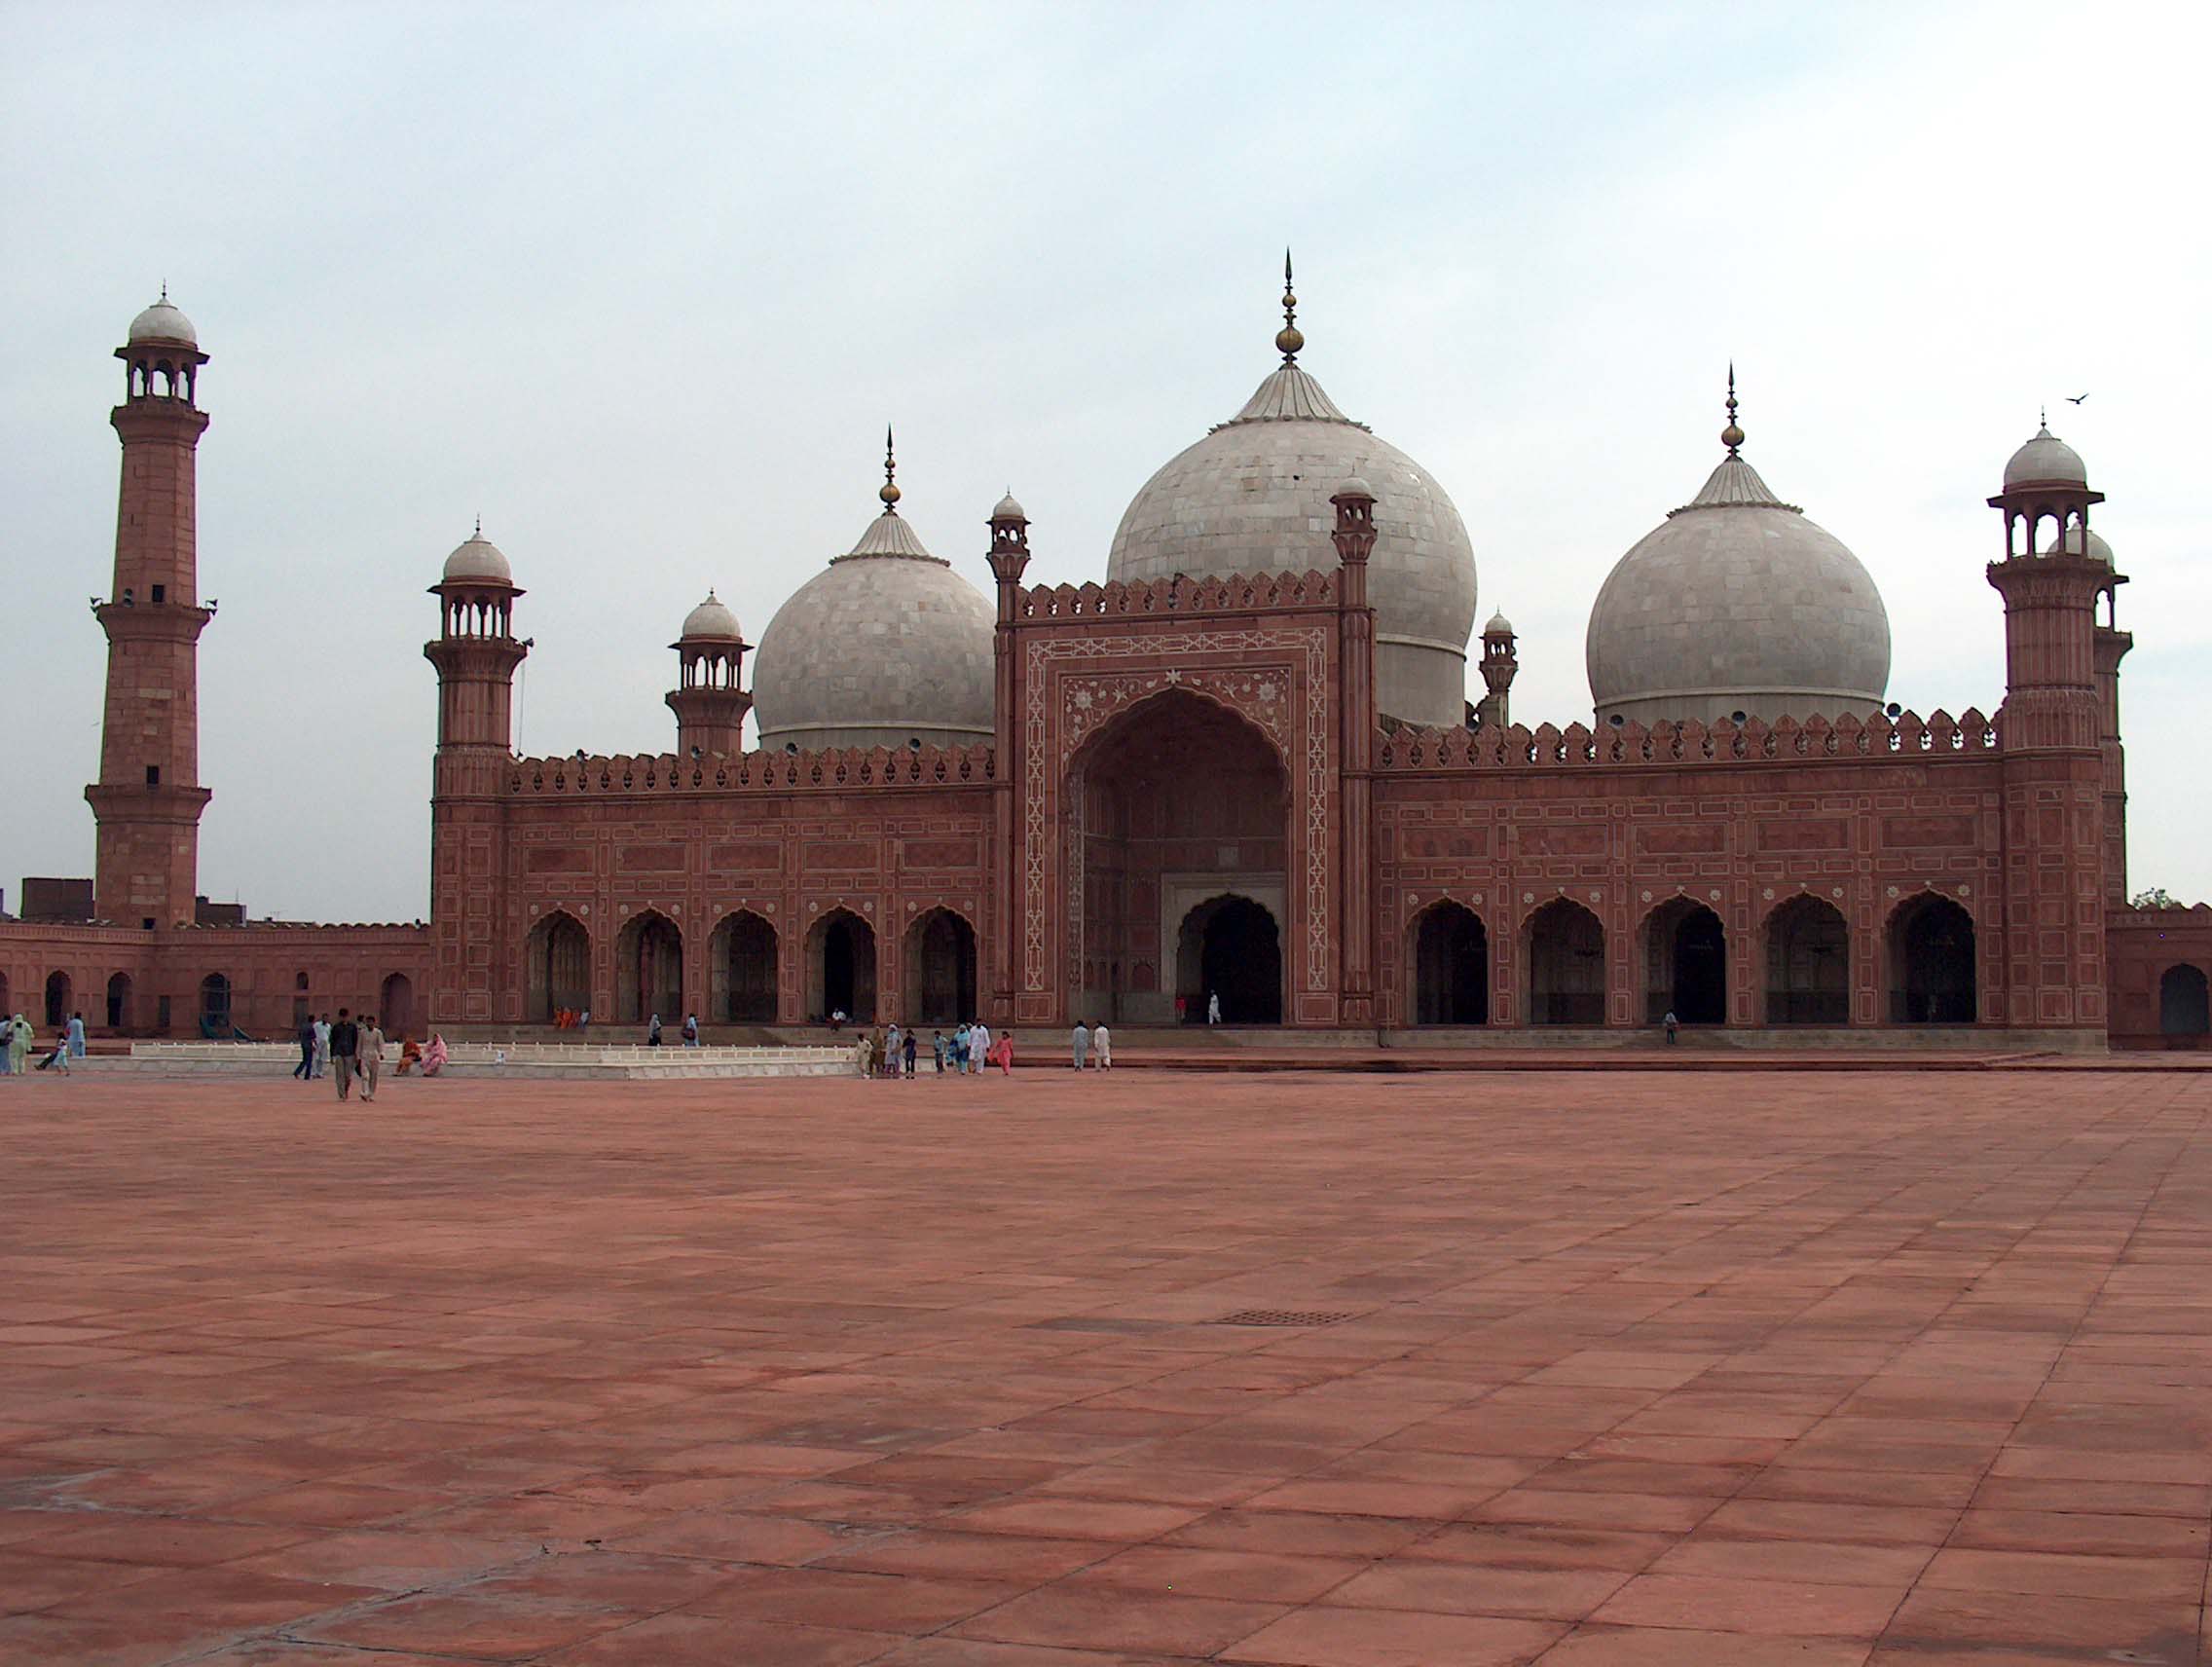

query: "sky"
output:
3 1 2206 922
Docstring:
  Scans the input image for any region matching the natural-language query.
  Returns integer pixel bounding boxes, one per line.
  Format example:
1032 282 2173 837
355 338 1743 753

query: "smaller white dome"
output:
680 590 742 640
442 531 512 583
129 297 197 346
2004 424 2087 489
2045 526 2114 564
1484 611 1515 636
1335 475 1376 500
992 492 1027 522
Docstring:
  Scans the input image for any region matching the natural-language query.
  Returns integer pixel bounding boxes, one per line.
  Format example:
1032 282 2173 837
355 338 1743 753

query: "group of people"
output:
855 1019 1014 1077
1069 1020 1114 1068
290 1009 445 1098
0 1011 83 1077
644 1014 703 1046
551 1007 592 1028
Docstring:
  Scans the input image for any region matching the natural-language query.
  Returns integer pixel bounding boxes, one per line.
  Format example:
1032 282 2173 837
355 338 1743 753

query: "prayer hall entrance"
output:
904 908 977 1026
807 908 876 1023
1643 897 1726 1026
615 910 683 1024
1411 901 1489 1024
1068 689 1289 1025
527 911 590 1022
1888 894 1976 1023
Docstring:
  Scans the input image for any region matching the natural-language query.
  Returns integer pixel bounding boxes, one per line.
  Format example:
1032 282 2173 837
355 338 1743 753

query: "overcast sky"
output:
4 1 2205 922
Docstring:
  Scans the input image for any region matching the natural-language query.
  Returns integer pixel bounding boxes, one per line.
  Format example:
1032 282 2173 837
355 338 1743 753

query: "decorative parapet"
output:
1016 570 1336 620
1377 709 2000 772
507 743 995 796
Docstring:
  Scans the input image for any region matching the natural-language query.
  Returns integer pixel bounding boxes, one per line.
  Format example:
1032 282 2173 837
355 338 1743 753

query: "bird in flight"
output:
2064 392 2089 404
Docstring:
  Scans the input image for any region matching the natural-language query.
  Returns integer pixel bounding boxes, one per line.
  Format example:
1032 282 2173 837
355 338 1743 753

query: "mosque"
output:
4 281 2208 1050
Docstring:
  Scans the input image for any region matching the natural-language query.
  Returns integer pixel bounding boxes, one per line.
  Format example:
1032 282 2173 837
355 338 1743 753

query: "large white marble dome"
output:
750 489 995 753
1586 413 1891 729
1105 329 1478 728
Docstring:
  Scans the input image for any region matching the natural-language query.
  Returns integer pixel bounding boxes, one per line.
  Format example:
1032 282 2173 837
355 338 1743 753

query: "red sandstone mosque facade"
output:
5 288 2209 1050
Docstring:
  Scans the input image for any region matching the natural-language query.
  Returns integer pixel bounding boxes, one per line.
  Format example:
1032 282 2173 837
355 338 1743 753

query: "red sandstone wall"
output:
2108 908 2212 1049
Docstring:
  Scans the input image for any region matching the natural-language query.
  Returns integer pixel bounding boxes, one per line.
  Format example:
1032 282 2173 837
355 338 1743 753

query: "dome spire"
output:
879 423 901 513
1721 362 1744 456
1275 248 1304 363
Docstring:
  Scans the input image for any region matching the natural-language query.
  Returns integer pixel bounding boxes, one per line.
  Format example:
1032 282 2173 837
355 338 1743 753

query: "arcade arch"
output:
1411 901 1488 1024
199 973 232 1035
1525 899 1605 1025
1642 897 1726 1026
2160 964 2209 1038
1175 894 1282 1024
45 971 72 1028
106 972 132 1030
527 910 591 1021
1888 894 1976 1024
904 908 977 1026
807 908 876 1023
709 910 779 1023
615 910 683 1023
1764 895 1850 1025
1068 687 1288 1025
380 973 416 1037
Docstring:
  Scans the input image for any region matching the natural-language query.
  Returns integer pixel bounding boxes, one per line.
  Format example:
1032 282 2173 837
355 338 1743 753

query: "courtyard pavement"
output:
1 1068 2207 1665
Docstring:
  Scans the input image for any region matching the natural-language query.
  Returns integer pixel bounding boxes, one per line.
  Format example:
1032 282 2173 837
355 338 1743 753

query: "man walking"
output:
313 1012 331 1079
66 1011 87 1058
293 1012 316 1080
359 1013 385 1101
903 1027 918 1078
1093 1021 1112 1070
1072 1020 1090 1069
968 1019 989 1074
329 1008 359 1101
1206 991 1222 1025
682 1012 699 1047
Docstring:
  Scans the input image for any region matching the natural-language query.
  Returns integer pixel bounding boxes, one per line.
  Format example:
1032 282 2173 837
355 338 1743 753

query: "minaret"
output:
2046 526 2131 909
1476 612 1518 729
666 591 752 757
1985 418 2110 1030
424 525 529 1022
87 292 215 928
985 488 1030 1020
1332 475 1379 1024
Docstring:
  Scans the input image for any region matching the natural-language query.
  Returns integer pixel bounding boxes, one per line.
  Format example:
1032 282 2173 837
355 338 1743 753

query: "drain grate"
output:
1210 1309 1357 1328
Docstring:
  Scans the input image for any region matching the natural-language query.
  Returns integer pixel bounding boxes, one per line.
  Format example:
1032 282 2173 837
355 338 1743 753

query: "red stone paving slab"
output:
1 1068 2208 1663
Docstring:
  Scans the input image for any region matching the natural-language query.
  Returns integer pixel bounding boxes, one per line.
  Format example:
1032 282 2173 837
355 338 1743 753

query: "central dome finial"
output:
879 423 901 512
1274 247 1304 362
1720 362 1745 455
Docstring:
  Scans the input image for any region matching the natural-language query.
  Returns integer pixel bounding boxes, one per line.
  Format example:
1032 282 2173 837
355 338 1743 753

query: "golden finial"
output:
473 513 482 537
879 423 901 510
1274 247 1304 363
1720 361 1744 455
160 278 168 303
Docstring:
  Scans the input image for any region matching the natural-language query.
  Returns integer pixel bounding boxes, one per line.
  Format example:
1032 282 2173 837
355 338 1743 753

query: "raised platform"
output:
86 1041 854 1080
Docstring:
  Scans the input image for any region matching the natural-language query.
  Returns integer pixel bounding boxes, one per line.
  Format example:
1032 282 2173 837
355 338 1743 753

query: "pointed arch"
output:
527 910 591 1021
1763 894 1850 1024
709 910 779 1023
1410 900 1489 1024
1887 892 1976 1023
904 907 978 1026
806 908 877 1023
1639 896 1725 1026
1524 899 1604 1025
615 909 684 1024
2158 964 2209 1038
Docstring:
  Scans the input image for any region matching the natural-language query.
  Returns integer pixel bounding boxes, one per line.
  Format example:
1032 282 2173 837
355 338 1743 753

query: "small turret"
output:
1476 611 1517 730
666 590 752 758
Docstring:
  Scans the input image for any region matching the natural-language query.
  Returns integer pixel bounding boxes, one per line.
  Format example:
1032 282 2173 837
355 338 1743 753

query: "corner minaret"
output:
1985 418 2111 1032
666 591 751 757
87 292 215 928
1476 612 1518 729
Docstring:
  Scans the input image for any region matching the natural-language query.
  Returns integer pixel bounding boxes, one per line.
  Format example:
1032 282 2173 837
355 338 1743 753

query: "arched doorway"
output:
528 911 592 1021
1888 894 1976 1023
1525 900 1605 1024
2160 964 2210 1038
710 911 779 1023
1642 898 1726 1025
107 973 133 1031
292 971 312 1028
1765 896 1849 1025
1069 688 1289 1025
1412 902 1488 1024
807 908 876 1022
1175 894 1282 1023
616 910 684 1024
905 908 977 1026
200 974 232 1037
45 971 72 1029
380 974 416 1037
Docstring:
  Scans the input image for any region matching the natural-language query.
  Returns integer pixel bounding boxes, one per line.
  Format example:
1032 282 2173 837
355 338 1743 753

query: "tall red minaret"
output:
87 292 214 928
424 526 529 1022
1986 416 2111 1031
665 591 751 757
